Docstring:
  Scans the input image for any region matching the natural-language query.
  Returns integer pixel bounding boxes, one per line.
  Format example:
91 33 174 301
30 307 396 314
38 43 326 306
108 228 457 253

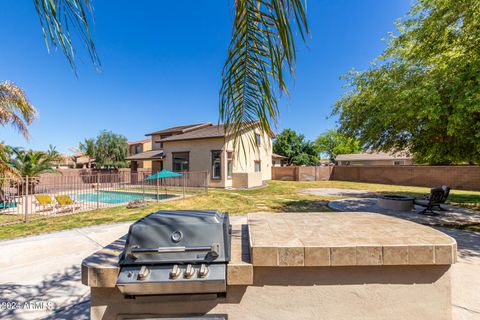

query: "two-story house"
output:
127 139 153 170
126 122 272 188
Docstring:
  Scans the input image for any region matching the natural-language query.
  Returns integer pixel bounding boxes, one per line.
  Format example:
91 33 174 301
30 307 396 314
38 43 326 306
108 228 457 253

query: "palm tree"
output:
0 81 37 177
12 149 59 194
0 142 18 180
0 81 37 139
28 0 308 145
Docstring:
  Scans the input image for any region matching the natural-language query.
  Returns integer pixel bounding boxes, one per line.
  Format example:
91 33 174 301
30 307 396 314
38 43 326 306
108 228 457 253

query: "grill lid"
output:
119 210 231 266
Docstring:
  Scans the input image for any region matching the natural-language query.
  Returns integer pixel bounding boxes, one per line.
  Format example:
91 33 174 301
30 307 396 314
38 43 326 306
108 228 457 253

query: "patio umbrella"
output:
144 170 183 199
144 170 183 180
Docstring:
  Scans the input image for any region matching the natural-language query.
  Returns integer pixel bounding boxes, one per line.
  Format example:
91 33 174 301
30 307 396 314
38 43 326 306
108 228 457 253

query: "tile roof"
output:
145 123 211 136
160 124 226 142
128 139 150 145
126 150 165 160
336 152 412 161
272 153 288 159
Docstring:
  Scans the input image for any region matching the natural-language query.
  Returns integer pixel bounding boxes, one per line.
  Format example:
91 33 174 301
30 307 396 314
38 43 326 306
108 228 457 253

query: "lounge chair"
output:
55 195 80 213
35 195 56 212
414 187 446 215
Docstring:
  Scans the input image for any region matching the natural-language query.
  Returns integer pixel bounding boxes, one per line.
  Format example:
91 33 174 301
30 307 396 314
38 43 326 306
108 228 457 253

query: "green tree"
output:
12 149 59 194
316 129 362 162
78 138 96 168
7 1 308 148
82 131 128 169
334 0 480 164
273 129 320 166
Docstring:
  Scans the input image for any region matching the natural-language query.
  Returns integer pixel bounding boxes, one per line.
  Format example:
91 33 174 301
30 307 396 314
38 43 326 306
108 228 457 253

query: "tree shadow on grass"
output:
0 265 90 320
275 200 332 212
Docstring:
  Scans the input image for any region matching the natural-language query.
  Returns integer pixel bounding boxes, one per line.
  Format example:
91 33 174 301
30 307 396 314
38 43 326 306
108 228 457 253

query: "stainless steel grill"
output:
116 210 231 296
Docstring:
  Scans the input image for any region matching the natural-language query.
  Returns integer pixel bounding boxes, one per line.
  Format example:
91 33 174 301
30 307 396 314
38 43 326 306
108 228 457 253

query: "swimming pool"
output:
74 191 172 204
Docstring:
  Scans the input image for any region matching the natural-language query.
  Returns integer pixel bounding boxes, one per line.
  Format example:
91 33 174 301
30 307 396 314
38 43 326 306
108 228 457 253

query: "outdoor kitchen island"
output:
82 212 456 320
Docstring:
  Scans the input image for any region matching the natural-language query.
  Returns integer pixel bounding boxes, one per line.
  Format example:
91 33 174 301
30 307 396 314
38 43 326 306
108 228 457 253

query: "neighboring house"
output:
272 153 288 167
72 153 95 168
127 139 152 170
126 122 272 188
53 154 76 169
336 152 413 166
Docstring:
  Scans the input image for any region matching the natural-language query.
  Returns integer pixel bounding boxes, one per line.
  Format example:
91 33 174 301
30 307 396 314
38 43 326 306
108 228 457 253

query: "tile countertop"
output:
81 222 253 288
248 212 457 267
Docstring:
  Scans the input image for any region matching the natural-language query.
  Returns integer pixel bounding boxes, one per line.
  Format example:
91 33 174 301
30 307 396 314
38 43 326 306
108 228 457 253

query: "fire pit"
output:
377 195 415 211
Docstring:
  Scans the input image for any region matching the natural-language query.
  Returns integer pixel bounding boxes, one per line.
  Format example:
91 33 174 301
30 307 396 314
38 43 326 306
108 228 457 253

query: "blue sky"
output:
0 0 411 154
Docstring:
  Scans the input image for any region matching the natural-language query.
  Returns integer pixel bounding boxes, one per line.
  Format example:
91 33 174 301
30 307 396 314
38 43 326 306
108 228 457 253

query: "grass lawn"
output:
1 180 479 240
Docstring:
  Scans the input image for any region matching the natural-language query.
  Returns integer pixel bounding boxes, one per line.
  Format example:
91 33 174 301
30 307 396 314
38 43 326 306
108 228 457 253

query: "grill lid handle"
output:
127 243 221 257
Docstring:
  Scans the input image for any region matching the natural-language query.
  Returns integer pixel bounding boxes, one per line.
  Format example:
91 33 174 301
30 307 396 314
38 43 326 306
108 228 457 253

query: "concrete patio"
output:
0 214 479 319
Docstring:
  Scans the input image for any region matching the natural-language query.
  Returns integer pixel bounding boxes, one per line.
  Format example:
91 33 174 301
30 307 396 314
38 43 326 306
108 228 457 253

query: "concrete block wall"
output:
271 165 480 191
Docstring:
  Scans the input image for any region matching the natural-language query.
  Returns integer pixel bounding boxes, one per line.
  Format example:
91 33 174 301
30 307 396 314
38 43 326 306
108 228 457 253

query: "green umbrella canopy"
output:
144 169 183 181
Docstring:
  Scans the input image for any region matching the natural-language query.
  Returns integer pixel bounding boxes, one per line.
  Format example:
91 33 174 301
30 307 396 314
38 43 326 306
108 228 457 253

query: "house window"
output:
211 150 222 180
227 151 233 178
255 133 261 146
393 160 404 165
172 152 189 172
134 145 141 154
160 135 170 149
254 160 261 172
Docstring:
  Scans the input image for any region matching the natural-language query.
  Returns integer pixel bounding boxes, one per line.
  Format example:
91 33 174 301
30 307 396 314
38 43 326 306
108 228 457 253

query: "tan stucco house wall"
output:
128 123 272 189
128 140 152 169
162 129 272 188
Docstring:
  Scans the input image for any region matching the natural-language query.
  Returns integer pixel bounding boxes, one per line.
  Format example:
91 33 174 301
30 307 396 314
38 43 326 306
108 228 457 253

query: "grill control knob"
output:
169 264 181 279
184 264 196 279
137 266 150 280
198 264 209 278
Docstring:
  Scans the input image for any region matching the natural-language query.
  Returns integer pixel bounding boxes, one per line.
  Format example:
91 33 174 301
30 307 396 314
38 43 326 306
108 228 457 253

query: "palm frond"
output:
220 0 308 149
11 149 59 177
33 0 100 71
0 82 37 139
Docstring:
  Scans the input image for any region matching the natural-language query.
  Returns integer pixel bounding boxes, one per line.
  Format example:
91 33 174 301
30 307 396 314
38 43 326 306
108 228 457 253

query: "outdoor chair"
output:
34 195 56 213
54 195 81 213
439 185 451 210
414 187 446 215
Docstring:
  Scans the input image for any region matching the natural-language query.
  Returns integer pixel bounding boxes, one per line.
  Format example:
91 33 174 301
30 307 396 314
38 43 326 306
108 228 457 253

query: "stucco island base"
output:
83 212 455 320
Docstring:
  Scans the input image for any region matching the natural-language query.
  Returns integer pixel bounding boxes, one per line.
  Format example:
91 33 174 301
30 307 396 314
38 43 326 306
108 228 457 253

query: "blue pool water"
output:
74 191 171 204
